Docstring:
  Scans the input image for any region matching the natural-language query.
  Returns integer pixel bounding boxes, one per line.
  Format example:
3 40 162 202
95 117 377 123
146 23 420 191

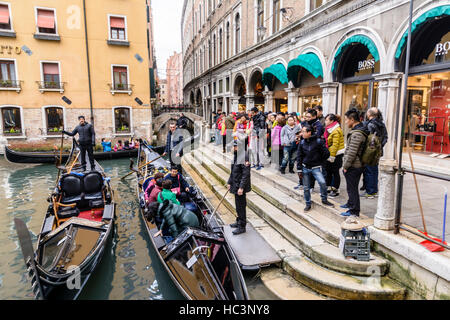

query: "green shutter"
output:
150 68 156 98
287 52 323 86
332 35 380 73
395 5 450 59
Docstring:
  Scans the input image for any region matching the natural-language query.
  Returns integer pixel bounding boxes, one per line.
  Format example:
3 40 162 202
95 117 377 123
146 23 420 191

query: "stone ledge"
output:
369 226 450 282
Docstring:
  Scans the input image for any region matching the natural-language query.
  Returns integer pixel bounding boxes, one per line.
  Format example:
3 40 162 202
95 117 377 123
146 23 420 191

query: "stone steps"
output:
192 147 390 277
183 153 406 300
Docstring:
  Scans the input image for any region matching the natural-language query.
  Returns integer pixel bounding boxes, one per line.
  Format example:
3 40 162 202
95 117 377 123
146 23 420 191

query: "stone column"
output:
285 87 299 113
373 72 403 230
231 96 239 113
319 82 339 115
263 90 274 113
246 94 255 111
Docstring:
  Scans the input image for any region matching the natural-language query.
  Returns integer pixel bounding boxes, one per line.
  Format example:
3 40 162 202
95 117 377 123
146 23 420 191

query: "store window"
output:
45 107 64 134
1 106 21 135
0 4 11 30
36 8 56 34
109 16 126 41
114 107 131 133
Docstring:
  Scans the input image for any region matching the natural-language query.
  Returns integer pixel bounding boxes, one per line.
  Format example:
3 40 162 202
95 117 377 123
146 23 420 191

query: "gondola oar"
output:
207 189 229 226
14 218 44 300
120 155 163 180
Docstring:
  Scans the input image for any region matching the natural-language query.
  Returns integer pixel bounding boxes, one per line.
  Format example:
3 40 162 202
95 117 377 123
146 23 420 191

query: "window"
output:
213 34 217 66
42 62 61 89
109 16 126 41
235 14 240 54
213 82 216 95
310 0 324 11
219 29 223 63
219 79 223 94
112 66 128 90
45 107 64 134
36 8 56 34
114 107 131 133
257 0 264 42
226 77 230 92
0 60 17 87
1 106 21 135
273 0 280 33
226 22 230 59
0 4 11 30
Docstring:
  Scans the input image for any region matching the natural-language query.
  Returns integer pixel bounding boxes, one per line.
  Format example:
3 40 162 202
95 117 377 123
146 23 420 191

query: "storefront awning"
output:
395 5 450 59
332 35 380 73
287 53 323 85
262 63 288 90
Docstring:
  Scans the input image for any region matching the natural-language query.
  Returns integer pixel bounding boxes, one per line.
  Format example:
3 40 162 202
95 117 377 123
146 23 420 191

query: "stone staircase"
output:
182 143 406 300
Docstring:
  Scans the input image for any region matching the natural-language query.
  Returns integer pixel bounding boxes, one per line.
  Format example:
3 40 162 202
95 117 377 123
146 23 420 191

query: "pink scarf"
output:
324 121 338 148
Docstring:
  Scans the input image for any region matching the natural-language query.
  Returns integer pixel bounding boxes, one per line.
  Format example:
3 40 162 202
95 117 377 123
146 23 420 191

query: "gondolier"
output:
62 115 96 171
227 141 251 235
162 122 184 171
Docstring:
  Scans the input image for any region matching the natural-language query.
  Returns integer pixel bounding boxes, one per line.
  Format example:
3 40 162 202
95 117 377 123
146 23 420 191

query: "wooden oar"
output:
120 155 163 180
207 189 229 226
406 140 427 234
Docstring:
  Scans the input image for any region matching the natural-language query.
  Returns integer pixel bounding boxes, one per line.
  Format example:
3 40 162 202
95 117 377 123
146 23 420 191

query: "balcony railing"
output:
0 80 22 92
108 83 133 95
36 81 65 93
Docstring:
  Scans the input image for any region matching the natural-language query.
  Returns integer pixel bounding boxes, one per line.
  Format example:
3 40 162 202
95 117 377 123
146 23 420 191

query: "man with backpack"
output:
361 108 388 199
341 108 369 217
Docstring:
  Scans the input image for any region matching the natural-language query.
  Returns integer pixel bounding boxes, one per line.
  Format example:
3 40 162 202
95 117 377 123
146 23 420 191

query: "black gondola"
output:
135 140 249 300
15 138 116 300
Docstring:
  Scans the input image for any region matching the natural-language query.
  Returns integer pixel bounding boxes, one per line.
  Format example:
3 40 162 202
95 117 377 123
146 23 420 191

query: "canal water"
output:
0 157 276 300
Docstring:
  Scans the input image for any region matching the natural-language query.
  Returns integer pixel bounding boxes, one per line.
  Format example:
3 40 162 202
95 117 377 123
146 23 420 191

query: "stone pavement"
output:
209 143 450 242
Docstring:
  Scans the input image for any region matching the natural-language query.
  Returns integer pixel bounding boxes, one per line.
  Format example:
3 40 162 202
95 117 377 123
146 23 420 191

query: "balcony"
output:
0 80 22 92
108 83 133 95
36 81 65 93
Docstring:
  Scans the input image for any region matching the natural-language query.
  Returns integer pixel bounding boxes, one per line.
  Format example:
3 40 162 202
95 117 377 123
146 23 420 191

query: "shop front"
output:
287 52 324 115
332 35 381 135
396 5 450 155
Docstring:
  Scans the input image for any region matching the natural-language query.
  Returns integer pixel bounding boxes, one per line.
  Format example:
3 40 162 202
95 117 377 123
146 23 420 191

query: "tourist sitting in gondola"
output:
157 180 180 205
114 140 123 151
164 166 190 203
146 200 199 239
101 138 112 152
148 178 163 204
144 172 165 203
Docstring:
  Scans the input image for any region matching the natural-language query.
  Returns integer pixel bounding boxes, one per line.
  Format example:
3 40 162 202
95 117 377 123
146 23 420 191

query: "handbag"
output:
171 175 181 196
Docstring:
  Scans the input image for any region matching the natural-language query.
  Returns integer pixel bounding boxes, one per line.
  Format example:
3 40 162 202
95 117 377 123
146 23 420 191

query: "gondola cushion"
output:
57 207 80 219
60 174 83 197
83 171 103 194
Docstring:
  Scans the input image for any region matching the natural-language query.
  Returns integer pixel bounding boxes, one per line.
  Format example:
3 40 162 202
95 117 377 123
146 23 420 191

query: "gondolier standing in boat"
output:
162 122 184 171
62 115 96 171
227 140 251 235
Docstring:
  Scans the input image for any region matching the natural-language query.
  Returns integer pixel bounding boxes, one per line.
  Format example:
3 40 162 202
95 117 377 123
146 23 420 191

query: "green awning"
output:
332 35 380 73
287 53 323 85
262 63 288 90
395 5 450 59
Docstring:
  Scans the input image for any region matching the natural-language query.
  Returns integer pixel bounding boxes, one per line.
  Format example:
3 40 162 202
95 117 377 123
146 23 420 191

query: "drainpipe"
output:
394 0 414 234
83 0 94 126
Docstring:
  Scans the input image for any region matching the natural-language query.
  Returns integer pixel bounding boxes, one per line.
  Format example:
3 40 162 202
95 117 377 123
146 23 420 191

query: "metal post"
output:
394 0 414 234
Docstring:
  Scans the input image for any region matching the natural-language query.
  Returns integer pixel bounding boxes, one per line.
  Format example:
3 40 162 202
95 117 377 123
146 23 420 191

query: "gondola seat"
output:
60 174 83 204
59 171 104 206
83 171 104 202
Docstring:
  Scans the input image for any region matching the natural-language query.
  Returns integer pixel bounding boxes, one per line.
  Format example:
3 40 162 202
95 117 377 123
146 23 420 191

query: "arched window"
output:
257 0 265 42
1 106 22 135
44 106 64 134
226 22 230 59
208 39 212 68
213 33 217 65
235 13 240 54
114 107 131 133
273 0 280 33
219 28 223 63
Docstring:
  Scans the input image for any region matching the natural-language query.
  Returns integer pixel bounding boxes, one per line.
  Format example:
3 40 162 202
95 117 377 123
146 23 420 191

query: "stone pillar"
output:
373 72 403 230
263 90 274 113
246 94 255 111
285 87 299 113
231 97 239 113
319 82 339 115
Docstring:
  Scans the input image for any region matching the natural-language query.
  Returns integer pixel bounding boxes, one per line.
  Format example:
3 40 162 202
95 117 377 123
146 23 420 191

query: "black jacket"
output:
308 119 324 138
176 116 188 129
165 129 184 156
365 118 388 147
164 173 189 191
158 200 199 238
252 112 267 134
63 123 95 145
227 152 251 195
296 135 330 170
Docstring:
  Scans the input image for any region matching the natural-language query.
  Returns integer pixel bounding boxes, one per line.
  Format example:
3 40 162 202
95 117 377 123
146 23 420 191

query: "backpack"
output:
357 130 382 166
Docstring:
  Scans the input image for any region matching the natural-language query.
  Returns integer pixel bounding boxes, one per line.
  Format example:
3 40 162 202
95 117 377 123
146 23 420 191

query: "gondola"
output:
14 138 116 300
4 145 139 164
135 140 249 300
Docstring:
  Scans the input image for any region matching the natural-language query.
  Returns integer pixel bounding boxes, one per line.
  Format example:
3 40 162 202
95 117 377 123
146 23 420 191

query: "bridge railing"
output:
153 105 203 118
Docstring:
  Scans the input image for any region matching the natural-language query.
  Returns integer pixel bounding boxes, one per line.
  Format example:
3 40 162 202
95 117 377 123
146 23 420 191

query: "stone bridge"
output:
153 112 204 144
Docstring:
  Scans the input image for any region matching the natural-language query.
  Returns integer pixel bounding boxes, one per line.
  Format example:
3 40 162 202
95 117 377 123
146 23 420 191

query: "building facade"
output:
166 51 183 107
182 0 450 231
159 79 168 107
0 0 154 149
